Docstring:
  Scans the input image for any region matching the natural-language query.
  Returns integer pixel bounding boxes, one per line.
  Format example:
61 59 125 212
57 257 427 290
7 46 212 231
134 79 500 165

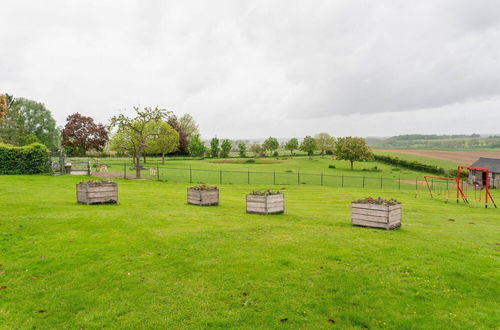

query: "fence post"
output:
248 168 250 184
124 163 126 179
297 171 300 185
273 171 276 185
363 175 365 188
380 176 383 188
416 177 418 190
190 167 192 183
220 169 222 184
321 172 323 186
399 177 401 190
157 165 160 181
342 174 344 187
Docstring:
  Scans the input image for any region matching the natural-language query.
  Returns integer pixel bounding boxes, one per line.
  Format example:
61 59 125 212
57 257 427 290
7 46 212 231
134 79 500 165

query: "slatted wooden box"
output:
351 203 401 230
246 193 284 215
77 181 118 205
187 188 219 206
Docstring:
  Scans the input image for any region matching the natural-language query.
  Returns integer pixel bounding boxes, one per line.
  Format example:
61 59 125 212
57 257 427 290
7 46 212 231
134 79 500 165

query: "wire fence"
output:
113 164 426 191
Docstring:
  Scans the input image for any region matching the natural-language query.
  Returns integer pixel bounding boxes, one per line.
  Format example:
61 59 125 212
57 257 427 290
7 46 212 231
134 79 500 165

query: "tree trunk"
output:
135 152 141 179
143 155 146 163
162 153 165 164
350 160 354 170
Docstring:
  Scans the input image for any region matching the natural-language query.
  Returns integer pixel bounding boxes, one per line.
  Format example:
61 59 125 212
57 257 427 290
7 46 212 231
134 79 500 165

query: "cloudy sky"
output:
1 0 500 139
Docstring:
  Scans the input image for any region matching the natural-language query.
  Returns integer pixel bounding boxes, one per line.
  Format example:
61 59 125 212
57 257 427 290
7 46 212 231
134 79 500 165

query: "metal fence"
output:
116 164 426 191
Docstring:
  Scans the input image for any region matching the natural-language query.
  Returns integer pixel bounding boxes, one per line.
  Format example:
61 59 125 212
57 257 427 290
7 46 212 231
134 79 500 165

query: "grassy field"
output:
69 156 434 190
372 150 460 170
1 175 499 328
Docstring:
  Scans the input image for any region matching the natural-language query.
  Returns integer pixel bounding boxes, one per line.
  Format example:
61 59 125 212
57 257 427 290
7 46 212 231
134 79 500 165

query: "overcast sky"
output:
1 0 500 139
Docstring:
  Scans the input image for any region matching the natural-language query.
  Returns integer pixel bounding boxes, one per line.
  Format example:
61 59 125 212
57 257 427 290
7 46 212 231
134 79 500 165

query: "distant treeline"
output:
368 134 500 149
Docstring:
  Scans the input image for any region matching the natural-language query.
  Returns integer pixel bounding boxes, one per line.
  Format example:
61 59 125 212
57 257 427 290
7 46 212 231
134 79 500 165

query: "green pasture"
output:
1 175 499 328
372 150 460 170
67 156 431 188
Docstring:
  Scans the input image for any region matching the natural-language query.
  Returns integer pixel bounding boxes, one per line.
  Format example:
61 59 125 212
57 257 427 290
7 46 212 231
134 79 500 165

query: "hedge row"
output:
0 143 49 174
374 155 449 175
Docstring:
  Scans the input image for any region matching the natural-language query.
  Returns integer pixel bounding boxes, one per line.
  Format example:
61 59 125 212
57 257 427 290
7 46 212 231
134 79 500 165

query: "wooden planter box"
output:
351 203 401 230
77 182 118 205
187 188 219 206
246 194 284 214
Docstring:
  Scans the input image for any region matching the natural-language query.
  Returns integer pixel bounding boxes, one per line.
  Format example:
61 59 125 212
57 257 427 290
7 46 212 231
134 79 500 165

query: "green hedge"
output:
374 155 449 175
0 143 49 174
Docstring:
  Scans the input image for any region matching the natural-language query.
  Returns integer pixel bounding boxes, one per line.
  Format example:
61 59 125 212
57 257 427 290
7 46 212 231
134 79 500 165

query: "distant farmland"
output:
375 149 500 165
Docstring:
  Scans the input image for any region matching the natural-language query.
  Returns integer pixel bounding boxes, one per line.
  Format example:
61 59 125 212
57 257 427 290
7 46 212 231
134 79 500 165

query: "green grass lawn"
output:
1 175 499 328
70 156 431 187
372 150 460 170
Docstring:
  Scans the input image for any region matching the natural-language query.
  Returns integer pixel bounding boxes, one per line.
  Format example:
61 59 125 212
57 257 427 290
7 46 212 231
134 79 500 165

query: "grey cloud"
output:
1 0 499 138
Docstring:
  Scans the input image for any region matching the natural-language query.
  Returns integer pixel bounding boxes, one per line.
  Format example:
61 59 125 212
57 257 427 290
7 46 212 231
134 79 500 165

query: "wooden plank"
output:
352 219 389 229
352 208 390 218
246 195 267 203
352 214 388 224
266 194 284 202
352 203 389 211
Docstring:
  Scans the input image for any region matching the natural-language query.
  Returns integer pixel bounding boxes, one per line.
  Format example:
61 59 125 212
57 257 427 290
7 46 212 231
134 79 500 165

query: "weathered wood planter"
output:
246 193 284 215
77 181 118 205
187 187 219 206
351 203 401 230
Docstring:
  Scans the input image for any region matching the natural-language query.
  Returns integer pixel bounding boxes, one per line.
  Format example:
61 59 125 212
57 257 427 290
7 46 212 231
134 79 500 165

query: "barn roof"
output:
470 157 500 173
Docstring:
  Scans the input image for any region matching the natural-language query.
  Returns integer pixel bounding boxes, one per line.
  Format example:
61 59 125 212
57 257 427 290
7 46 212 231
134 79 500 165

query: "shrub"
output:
0 143 49 174
245 159 255 163
328 164 336 169
374 155 448 175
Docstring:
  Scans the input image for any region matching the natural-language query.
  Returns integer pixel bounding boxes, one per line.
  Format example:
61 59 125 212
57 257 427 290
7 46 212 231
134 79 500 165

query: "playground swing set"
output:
416 166 497 208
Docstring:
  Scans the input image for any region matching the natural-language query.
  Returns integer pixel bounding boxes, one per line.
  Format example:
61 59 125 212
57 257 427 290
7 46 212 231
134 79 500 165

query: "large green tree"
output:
0 97 59 148
210 137 220 158
109 106 171 179
238 142 247 158
263 137 279 156
220 139 232 158
315 133 335 156
187 133 206 157
179 114 199 139
145 121 179 163
285 138 299 155
299 136 317 159
334 136 373 170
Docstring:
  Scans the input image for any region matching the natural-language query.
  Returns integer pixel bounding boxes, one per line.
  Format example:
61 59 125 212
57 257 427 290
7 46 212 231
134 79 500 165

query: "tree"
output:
210 137 220 158
167 115 189 154
238 142 247 158
299 136 317 159
334 136 373 170
109 106 171 179
263 137 279 156
315 133 335 157
188 133 205 157
250 144 263 157
220 139 232 158
285 138 299 155
0 94 7 123
0 97 59 148
61 113 108 156
145 121 179 163
179 114 199 139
